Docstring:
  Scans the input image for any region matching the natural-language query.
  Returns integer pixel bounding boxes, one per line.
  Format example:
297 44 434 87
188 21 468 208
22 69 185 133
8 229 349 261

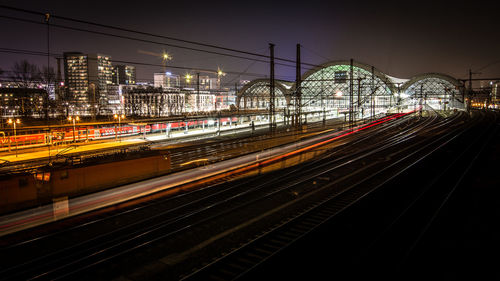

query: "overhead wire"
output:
0 5 323 86
0 14 296 69
0 18 300 82
0 5 325 68
0 47 270 79
301 45 334 63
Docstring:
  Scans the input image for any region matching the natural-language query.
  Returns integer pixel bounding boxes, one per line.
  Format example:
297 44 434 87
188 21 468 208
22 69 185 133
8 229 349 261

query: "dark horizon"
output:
1 0 500 85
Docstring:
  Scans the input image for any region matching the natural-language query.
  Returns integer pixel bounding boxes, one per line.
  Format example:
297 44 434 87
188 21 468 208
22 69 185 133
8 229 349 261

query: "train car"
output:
0 129 46 149
1 116 241 149
0 133 46 148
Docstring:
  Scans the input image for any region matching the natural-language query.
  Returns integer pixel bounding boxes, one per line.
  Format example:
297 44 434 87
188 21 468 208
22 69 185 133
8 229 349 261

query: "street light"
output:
7 118 20 157
217 67 226 88
114 114 125 142
215 68 226 111
162 52 172 62
67 116 79 143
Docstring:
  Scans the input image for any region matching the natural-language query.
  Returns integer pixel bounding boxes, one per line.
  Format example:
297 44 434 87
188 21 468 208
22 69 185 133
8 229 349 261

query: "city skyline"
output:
1 0 499 86
0 3 499 280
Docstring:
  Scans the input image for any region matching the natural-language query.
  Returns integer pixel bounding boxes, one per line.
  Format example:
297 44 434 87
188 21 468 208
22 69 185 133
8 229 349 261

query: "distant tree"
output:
39 66 55 86
9 61 41 118
39 66 56 120
10 60 40 88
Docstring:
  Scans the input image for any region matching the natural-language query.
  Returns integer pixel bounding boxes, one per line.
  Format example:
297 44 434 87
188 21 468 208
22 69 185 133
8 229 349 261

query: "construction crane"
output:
137 49 226 87
137 49 227 111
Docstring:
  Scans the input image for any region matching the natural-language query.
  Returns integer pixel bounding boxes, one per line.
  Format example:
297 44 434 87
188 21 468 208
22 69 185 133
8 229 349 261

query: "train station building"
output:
237 60 465 119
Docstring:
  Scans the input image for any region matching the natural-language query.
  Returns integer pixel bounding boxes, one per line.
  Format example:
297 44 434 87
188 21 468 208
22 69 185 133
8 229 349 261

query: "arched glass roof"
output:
402 73 462 96
401 74 464 110
237 79 291 109
237 61 464 112
298 61 394 111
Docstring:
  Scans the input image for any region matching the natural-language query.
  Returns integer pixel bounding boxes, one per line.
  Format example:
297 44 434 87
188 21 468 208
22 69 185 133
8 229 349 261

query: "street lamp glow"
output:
114 114 125 142
217 68 225 77
68 116 79 143
7 118 20 125
335 91 343 97
8 118 21 157
185 74 192 83
162 52 172 61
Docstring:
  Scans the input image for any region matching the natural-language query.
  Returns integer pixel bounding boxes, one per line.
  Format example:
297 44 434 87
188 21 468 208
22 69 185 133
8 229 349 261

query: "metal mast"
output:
269 43 275 131
296 43 302 128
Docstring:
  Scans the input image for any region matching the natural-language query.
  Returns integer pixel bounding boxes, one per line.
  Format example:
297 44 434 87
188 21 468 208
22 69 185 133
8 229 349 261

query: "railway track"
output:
0 118 343 176
180 111 471 280
0 111 474 280
0 116 398 278
189 111 497 281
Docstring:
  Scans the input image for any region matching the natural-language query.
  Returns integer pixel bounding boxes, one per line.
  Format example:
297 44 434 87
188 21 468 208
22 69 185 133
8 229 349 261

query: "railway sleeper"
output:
208 272 232 281
289 225 310 233
225 262 247 271
303 216 326 224
268 238 289 246
275 233 297 241
285 229 306 237
253 247 274 255
236 256 256 265
217 266 239 277
245 251 266 260
298 220 317 228
259 243 281 251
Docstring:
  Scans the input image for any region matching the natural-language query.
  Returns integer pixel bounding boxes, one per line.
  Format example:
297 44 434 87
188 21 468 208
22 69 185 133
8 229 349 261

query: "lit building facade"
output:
112 65 136 85
199 76 218 90
123 88 186 117
0 88 47 118
492 81 499 108
122 70 239 116
154 72 180 89
185 91 216 112
107 84 143 113
64 52 88 103
63 52 113 114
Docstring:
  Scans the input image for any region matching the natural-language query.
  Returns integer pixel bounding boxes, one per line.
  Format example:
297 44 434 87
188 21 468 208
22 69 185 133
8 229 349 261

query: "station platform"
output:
0 119 270 165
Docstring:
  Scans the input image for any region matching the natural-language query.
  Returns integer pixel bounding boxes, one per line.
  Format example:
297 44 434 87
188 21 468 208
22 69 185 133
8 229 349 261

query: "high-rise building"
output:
112 65 136 85
88 54 113 94
64 52 88 103
64 52 113 112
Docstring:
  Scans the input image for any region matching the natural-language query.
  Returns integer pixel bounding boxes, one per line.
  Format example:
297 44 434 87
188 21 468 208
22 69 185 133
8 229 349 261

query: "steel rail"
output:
0 113 414 278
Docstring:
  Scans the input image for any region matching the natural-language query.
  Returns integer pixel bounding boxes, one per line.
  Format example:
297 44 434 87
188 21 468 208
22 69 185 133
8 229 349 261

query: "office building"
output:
112 65 136 85
63 52 113 113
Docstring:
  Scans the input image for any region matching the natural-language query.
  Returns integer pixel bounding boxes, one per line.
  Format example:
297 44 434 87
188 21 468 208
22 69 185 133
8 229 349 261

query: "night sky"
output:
1 0 499 85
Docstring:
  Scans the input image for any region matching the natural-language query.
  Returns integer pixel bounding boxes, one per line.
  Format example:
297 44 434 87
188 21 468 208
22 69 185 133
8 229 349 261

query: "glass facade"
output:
238 79 290 110
300 63 393 115
402 76 463 110
238 61 465 117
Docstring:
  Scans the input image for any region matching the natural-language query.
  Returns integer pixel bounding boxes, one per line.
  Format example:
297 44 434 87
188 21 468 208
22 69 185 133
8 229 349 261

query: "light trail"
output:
0 111 415 236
